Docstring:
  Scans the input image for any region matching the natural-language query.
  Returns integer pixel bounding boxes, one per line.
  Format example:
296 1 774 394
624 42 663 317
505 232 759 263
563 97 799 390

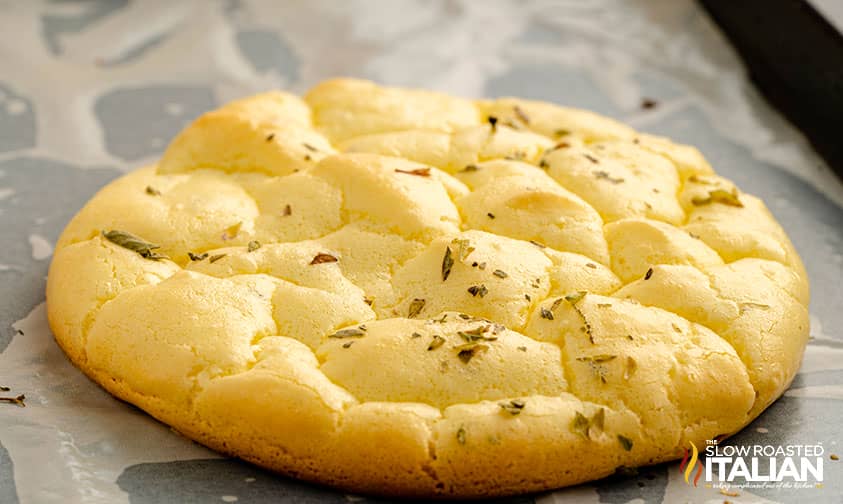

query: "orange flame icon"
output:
679 441 703 486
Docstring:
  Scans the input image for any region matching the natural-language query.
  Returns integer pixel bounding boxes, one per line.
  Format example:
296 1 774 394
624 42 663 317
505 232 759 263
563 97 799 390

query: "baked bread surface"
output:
47 79 810 498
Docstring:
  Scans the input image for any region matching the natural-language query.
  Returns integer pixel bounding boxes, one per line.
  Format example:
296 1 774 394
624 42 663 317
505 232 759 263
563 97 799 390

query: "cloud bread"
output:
47 78 809 498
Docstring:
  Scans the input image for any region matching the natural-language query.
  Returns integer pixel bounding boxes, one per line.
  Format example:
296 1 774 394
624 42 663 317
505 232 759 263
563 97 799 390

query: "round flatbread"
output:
47 79 810 497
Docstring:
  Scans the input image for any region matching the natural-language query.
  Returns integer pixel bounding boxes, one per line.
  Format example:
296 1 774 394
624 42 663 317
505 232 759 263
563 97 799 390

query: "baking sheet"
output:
1 1 842 503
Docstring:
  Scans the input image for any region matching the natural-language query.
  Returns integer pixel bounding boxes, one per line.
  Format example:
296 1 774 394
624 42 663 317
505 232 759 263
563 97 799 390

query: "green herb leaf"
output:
102 230 167 261
493 269 508 279
591 408 605 432
540 307 554 320
408 298 426 318
428 335 445 351
442 246 454 281
456 343 488 363
209 254 227 263
577 354 617 363
593 170 624 184
145 185 161 196
499 399 526 415
188 251 209 261
457 425 466 445
618 435 633 451
571 411 589 437
467 284 488 298
247 240 261 252
458 325 497 342
692 188 744 207
451 238 474 261
330 328 366 339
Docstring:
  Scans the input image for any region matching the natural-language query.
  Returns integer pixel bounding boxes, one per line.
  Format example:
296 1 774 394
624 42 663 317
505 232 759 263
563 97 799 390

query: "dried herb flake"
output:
499 399 526 415
0 394 25 407
594 170 624 184
188 251 209 262
571 411 589 437
330 328 366 339
428 335 445 351
641 98 658 110
408 298 426 318
467 285 488 298
310 253 338 265
102 230 167 261
456 343 488 363
441 246 455 281
488 116 498 132
395 167 432 177
208 254 227 263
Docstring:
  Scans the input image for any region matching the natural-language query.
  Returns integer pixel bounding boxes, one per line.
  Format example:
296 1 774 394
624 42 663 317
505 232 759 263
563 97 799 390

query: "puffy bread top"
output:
48 79 809 494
